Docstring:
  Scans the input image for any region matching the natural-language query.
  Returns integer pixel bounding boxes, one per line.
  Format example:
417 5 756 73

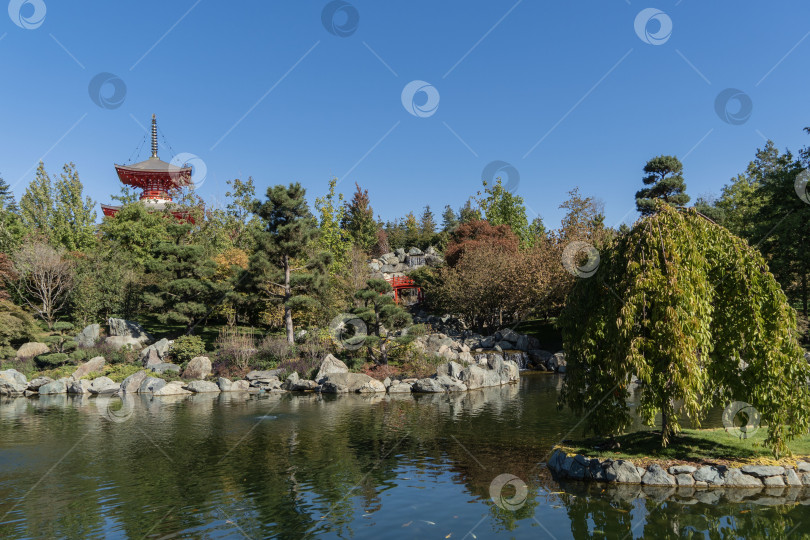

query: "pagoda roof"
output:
115 156 192 176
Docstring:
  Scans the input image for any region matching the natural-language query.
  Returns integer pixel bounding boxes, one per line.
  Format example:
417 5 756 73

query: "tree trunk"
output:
284 254 294 344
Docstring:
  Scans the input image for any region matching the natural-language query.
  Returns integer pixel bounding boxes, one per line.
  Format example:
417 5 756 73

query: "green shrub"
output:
170 335 206 365
70 349 91 362
0 300 39 347
0 345 17 360
53 322 75 333
42 336 60 345
35 352 70 369
62 340 78 352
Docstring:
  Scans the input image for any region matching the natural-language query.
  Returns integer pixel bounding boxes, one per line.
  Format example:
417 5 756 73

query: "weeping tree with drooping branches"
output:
558 204 810 456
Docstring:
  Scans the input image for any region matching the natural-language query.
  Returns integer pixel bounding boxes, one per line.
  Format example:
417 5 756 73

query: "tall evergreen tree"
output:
352 279 414 365
635 155 690 216
441 205 458 232
342 183 377 251
478 178 529 243
20 162 54 243
247 183 330 344
314 177 349 273
0 174 17 212
53 163 97 251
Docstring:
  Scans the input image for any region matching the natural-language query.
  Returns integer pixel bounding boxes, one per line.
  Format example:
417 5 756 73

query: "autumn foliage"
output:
444 219 519 267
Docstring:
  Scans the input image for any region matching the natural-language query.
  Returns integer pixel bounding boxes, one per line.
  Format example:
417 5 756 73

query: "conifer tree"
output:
0 174 17 212
342 183 377 251
247 183 330 344
352 279 414 365
635 155 690 216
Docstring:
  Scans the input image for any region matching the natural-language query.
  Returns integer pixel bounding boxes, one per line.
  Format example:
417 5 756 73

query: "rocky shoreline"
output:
547 448 810 489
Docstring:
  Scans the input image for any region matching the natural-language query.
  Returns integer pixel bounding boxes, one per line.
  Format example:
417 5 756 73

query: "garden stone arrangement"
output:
548 448 810 490
368 246 443 280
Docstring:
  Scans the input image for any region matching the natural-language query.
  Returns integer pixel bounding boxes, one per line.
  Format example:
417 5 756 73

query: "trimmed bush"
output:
53 322 75 333
70 349 91 362
170 335 206 365
35 352 70 369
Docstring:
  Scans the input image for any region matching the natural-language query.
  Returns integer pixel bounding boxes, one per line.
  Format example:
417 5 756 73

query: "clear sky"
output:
2 1 809 228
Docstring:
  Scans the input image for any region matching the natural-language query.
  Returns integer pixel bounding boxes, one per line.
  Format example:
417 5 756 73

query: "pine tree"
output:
342 183 377 251
143 221 223 334
53 163 97 251
246 183 330 344
458 199 481 224
635 155 690 216
314 177 349 273
352 279 413 365
20 162 54 243
418 205 436 247
0 175 17 212
441 205 458 232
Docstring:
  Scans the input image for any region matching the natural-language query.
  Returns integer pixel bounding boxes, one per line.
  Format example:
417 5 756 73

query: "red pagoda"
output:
101 115 193 219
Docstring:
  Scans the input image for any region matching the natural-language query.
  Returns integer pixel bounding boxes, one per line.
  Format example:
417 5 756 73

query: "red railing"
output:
385 276 423 303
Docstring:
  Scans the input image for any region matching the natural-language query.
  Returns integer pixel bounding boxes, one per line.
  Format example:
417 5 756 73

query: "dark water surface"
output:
0 374 808 539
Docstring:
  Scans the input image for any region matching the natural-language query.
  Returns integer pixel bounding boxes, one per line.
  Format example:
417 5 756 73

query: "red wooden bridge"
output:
386 276 423 304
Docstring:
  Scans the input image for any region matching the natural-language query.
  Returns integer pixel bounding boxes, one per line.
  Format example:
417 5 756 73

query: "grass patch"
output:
562 428 810 467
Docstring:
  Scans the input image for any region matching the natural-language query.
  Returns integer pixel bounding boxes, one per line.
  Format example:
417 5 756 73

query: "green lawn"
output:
561 428 810 467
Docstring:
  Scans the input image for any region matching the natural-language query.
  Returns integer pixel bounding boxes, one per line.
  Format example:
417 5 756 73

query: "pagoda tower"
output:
101 115 193 218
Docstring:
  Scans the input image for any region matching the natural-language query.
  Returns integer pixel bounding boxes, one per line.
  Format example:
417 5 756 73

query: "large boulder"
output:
75 324 100 347
138 377 166 394
435 374 467 392
320 372 385 393
72 356 106 380
120 370 149 394
459 365 487 390
641 464 676 486
0 369 28 395
549 352 566 372
27 376 53 391
16 342 49 359
387 381 413 393
217 377 233 392
604 460 642 483
412 378 445 393
184 380 221 393
105 336 144 351
107 318 152 344
150 363 181 375
67 379 92 394
246 370 283 380
740 465 785 477
436 361 464 379
182 356 212 380
38 379 68 395
499 360 520 383
694 466 725 485
231 380 251 391
315 354 349 382
723 468 763 487
139 338 170 366
153 381 192 396
89 376 119 395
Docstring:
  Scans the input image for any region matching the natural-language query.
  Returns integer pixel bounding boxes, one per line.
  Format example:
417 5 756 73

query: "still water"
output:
0 374 808 539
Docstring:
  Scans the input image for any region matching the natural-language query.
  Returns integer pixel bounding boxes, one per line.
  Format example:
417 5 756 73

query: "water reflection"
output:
0 375 809 539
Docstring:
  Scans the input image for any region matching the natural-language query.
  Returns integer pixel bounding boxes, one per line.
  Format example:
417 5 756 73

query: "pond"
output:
0 374 808 539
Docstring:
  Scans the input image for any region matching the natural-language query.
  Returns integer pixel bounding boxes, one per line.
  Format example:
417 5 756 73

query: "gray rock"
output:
150 363 181 374
184 380 221 393
435 374 467 392
107 318 151 343
27 376 53 391
740 465 785 477
72 356 105 380
548 449 566 471
139 338 170 365
723 468 763 487
674 473 695 486
231 380 251 391
797 461 810 473
289 379 319 391
642 464 676 486
16 342 49 358
486 354 504 372
498 360 520 384
459 365 488 390
1 369 28 386
763 475 786 487
250 376 282 390
786 469 802 487
138 377 166 394
412 378 445 393
604 460 642 484
320 372 385 393
383 377 391 388
245 369 282 381
564 456 587 480
588 459 606 481
120 371 149 394
436 361 464 379
802 473 810 486
67 379 92 394
387 381 413 393
0 378 27 395
182 356 211 380
75 323 100 347
105 336 144 350
668 465 697 475
153 381 192 396
38 379 68 395
515 334 529 351
694 466 725 485
89 376 119 394
281 372 299 389
315 354 349 382
217 377 233 391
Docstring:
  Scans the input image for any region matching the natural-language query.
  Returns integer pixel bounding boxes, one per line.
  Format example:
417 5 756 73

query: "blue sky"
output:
1 1 809 228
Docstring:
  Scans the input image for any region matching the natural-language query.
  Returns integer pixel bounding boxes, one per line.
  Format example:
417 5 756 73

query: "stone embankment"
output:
548 448 810 489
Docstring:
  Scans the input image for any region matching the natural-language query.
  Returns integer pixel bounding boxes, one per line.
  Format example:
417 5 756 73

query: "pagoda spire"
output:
151 114 158 158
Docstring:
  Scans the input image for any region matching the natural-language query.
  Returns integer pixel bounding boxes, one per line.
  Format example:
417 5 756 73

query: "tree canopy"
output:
559 205 809 455
635 155 690 216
